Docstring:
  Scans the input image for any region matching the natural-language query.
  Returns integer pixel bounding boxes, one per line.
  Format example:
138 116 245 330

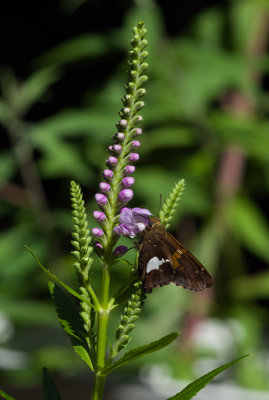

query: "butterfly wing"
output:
166 232 213 291
138 237 174 293
138 225 213 293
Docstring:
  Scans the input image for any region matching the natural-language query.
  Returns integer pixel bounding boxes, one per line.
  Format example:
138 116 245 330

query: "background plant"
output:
0 0 269 398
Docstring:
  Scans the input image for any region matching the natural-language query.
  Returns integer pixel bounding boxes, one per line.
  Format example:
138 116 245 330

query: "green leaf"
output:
24 245 94 309
42 367 61 400
34 34 109 67
0 389 15 400
101 332 179 376
49 282 94 371
166 354 250 400
15 67 60 115
229 197 269 262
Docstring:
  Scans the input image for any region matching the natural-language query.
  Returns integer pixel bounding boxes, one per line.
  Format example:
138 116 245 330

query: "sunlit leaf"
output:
49 282 94 371
101 332 179 376
166 355 250 400
25 246 94 309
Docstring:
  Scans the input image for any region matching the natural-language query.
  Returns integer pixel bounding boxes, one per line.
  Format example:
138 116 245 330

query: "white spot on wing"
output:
146 257 169 273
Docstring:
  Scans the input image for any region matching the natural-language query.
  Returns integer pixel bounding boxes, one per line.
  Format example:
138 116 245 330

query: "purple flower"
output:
99 182 111 192
134 128 142 135
113 245 129 257
122 177 135 187
114 207 152 238
94 242 103 250
132 140 140 148
125 165 135 174
129 153 139 162
93 210 106 223
107 156 118 166
95 193 108 206
113 144 122 152
119 119 128 127
116 132 125 140
103 169 114 179
92 227 104 237
118 189 133 203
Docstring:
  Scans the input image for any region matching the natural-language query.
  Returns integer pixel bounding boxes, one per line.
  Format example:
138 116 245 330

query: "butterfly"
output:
138 218 213 293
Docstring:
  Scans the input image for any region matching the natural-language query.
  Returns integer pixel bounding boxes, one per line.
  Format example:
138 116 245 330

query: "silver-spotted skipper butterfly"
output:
138 218 213 293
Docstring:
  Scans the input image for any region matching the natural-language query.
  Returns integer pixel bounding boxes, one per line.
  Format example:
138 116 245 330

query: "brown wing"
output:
138 238 174 293
138 221 213 293
166 232 213 291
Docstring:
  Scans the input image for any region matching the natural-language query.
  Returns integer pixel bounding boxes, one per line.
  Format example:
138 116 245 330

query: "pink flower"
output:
99 182 111 192
103 169 114 179
107 156 118 166
113 144 122 152
114 207 152 237
118 189 133 202
125 165 135 174
92 227 104 237
95 193 108 206
122 177 135 187
116 132 125 140
132 140 140 148
129 153 139 161
119 119 127 127
134 128 142 135
93 210 106 223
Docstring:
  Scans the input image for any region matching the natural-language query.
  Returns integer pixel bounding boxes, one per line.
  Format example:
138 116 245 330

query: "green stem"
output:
91 259 111 399
91 374 106 400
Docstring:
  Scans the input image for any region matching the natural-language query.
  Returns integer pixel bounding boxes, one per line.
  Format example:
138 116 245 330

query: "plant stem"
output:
91 374 106 400
91 258 111 399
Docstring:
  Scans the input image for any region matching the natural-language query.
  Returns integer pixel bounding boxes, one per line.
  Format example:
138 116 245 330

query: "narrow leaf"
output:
25 245 94 309
0 389 15 400
101 332 179 376
166 354 250 400
42 368 61 400
49 282 94 371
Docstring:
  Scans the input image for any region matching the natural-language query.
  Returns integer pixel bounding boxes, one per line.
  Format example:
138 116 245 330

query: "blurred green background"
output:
1 0 269 398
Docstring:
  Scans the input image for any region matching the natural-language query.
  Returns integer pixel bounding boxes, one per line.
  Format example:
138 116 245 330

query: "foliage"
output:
0 0 269 397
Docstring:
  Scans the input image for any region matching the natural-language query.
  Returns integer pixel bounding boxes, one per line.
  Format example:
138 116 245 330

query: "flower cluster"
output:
91 22 148 253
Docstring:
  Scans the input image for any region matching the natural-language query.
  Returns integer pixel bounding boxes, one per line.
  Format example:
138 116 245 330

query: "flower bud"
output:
108 145 114 152
122 177 135 187
106 156 118 166
116 132 125 141
95 193 108 206
103 169 114 179
92 228 104 237
134 128 142 136
113 245 129 257
94 242 103 249
123 107 131 115
93 210 106 223
131 115 142 126
118 189 133 202
129 153 139 162
119 119 128 127
125 165 135 174
99 182 111 192
132 140 140 148
113 144 122 152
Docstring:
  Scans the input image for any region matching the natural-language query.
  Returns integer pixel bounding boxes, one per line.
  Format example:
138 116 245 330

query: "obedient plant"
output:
2 21 247 400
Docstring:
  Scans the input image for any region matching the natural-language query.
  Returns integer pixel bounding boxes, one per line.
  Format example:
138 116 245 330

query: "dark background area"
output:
1 0 269 399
